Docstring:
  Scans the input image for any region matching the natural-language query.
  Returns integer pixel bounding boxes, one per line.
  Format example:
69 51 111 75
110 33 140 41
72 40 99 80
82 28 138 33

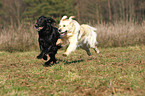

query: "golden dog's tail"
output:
89 26 97 31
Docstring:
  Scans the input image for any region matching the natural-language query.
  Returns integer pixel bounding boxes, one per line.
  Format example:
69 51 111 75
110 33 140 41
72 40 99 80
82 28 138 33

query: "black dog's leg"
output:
50 54 57 64
42 54 47 60
37 41 48 60
37 51 45 59
44 53 56 66
37 51 47 60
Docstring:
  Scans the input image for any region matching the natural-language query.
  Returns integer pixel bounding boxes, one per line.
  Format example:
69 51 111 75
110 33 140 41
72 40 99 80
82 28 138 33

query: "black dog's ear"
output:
47 17 56 24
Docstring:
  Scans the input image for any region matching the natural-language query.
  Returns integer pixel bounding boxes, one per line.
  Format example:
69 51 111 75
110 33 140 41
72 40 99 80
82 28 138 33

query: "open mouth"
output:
59 31 67 36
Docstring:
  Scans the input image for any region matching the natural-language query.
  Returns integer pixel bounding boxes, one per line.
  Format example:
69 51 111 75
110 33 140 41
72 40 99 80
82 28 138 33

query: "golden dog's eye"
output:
63 25 66 27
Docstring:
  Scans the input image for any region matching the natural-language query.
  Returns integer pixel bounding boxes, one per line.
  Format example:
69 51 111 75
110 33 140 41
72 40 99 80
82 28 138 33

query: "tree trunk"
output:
108 0 112 21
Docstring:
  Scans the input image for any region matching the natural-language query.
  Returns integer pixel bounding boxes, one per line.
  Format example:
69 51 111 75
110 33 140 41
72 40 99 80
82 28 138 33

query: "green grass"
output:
0 46 145 96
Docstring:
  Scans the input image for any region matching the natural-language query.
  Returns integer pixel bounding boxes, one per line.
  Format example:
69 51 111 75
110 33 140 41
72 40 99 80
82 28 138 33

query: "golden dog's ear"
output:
69 16 75 21
61 16 68 21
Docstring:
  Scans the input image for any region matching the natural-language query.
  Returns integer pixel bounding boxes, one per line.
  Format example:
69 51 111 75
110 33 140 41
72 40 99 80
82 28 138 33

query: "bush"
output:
0 23 39 52
96 21 145 47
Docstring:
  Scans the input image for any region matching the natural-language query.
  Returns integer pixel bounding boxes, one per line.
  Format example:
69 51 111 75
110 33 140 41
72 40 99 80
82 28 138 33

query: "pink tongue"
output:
61 33 65 35
39 27 43 30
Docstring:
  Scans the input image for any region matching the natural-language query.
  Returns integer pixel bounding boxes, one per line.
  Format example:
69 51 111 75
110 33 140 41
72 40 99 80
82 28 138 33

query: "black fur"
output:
35 16 61 66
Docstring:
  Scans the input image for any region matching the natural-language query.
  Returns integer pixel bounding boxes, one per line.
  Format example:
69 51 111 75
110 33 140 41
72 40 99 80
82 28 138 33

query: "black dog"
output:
35 16 61 66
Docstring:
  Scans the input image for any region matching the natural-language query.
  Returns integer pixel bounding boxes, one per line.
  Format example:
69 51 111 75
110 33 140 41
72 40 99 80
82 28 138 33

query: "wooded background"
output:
0 0 145 26
0 0 145 51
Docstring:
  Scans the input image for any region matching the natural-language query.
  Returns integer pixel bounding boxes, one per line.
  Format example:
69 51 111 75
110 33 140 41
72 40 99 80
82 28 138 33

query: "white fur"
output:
58 16 99 56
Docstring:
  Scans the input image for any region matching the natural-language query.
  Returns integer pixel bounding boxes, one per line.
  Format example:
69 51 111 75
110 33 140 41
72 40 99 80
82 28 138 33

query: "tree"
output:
0 0 26 26
0 0 144 26
23 0 76 23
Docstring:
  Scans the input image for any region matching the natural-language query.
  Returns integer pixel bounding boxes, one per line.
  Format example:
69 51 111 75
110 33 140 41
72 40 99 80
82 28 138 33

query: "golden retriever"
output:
57 16 99 56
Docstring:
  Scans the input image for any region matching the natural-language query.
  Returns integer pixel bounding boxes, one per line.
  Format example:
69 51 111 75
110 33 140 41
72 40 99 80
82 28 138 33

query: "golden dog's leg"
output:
63 37 78 56
80 44 91 56
63 43 77 56
94 46 100 54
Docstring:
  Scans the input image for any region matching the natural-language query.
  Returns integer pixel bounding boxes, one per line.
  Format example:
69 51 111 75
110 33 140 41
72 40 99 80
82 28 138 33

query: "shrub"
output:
96 21 145 47
0 23 39 52
0 21 145 52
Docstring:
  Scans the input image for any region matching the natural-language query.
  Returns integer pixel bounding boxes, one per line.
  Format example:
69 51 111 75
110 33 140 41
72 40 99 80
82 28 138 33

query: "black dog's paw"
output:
43 59 57 67
43 63 50 67
43 55 47 60
62 53 67 57
43 61 52 67
37 54 43 59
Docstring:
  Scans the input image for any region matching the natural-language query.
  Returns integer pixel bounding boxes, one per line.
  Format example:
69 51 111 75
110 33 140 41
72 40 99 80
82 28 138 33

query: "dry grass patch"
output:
96 21 145 47
0 24 38 52
0 21 145 52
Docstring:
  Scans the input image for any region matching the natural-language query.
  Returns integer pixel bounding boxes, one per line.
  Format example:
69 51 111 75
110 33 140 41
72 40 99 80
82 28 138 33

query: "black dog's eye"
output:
39 19 41 21
39 19 43 22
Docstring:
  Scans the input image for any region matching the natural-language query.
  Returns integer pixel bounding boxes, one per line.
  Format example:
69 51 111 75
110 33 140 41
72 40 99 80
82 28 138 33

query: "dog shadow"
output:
61 59 84 65
56 59 84 65
43 59 84 67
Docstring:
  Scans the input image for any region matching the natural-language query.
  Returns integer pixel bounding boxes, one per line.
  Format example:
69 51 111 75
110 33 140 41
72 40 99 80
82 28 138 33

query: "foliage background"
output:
0 0 144 25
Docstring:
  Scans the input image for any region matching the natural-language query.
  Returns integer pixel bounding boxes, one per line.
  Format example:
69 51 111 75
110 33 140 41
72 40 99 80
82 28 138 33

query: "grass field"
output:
0 46 145 96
